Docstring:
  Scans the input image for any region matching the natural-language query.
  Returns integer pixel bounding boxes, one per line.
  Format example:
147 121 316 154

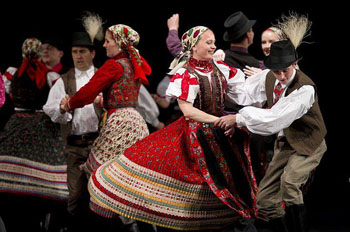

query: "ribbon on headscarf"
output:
108 24 151 85
127 46 151 85
168 26 209 75
17 58 49 89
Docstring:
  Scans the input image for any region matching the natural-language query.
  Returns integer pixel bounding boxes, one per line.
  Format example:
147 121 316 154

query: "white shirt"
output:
136 84 160 128
229 69 315 136
43 65 99 135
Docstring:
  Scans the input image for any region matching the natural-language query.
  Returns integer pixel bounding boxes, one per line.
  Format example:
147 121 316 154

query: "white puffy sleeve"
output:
215 61 268 107
165 68 200 104
43 78 72 124
236 85 315 135
136 84 160 128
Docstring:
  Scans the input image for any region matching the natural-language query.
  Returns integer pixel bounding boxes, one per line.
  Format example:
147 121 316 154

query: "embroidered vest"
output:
10 71 50 110
184 63 227 116
265 70 327 155
60 68 103 142
103 58 141 109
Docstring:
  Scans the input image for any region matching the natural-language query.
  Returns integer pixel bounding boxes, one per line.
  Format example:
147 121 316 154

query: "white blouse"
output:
166 61 246 104
232 69 315 136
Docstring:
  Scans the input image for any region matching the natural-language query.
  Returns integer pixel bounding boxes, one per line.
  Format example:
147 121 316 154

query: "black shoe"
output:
285 204 307 232
255 217 288 232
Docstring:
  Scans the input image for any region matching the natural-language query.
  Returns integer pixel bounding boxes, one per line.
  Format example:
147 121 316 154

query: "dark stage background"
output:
0 2 348 230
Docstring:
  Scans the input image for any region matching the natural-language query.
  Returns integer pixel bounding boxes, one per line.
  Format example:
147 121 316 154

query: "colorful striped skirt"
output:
0 112 67 200
88 116 257 230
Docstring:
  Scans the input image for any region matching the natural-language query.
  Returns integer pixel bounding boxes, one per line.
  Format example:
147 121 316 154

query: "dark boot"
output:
269 217 288 232
285 204 307 232
255 217 288 232
254 218 273 232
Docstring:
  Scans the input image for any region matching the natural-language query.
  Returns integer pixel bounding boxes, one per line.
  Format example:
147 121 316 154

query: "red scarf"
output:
17 58 49 89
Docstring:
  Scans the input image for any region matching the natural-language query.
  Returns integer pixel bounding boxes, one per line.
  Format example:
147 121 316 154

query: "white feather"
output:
82 12 104 42
275 12 312 49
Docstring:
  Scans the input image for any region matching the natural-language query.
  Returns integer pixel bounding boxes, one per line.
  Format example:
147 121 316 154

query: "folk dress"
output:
68 52 149 174
88 57 258 230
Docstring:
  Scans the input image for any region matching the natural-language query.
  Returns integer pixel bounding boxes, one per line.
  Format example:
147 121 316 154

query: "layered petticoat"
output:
88 116 257 230
0 112 67 200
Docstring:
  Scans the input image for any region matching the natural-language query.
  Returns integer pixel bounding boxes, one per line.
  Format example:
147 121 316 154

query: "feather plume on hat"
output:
81 12 104 42
274 12 312 49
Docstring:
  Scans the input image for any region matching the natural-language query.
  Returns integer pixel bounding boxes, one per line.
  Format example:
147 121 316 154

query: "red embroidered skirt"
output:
88 116 257 230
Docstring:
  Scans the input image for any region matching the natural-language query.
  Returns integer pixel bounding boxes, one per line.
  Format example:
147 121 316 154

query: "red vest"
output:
104 58 141 109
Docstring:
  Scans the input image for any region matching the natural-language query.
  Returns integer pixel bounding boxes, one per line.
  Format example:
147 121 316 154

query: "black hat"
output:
223 11 256 42
71 32 94 48
263 40 300 70
42 36 64 51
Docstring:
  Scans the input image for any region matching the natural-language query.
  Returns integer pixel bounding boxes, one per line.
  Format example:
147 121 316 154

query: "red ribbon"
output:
127 46 151 85
17 58 49 89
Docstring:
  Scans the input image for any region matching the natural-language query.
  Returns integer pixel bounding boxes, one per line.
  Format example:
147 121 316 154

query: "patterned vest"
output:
265 70 327 155
184 63 227 116
103 58 141 109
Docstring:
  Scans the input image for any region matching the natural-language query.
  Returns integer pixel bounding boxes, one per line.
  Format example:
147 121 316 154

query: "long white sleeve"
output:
215 62 268 108
43 78 72 124
136 84 160 128
43 67 99 135
236 85 315 136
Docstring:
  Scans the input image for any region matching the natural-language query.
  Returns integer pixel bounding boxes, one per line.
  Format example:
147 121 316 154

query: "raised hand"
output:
167 14 179 31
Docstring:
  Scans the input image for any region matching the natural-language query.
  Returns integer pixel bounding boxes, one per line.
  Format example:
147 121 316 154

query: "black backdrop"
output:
0 2 348 229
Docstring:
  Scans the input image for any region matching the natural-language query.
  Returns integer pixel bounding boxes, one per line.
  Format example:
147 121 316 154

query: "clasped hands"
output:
60 94 71 114
59 93 104 114
213 114 237 137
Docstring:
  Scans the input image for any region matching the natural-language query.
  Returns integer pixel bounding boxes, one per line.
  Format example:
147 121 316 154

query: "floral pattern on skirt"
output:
85 107 149 174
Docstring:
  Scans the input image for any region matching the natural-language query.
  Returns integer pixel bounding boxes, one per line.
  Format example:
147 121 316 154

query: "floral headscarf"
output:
265 27 287 41
18 38 48 89
108 24 151 84
168 26 208 75
22 37 42 59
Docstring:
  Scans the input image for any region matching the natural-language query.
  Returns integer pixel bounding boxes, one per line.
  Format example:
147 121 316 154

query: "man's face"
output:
271 63 297 85
71 46 95 71
41 43 63 67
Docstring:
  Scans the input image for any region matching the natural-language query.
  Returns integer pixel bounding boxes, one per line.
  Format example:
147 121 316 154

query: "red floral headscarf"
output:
168 26 209 75
108 24 151 85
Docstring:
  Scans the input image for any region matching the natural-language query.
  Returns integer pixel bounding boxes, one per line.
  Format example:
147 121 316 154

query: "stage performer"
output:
87 26 258 231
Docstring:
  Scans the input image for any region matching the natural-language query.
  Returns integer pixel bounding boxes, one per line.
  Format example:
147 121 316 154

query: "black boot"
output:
254 218 273 232
269 217 288 232
285 204 307 232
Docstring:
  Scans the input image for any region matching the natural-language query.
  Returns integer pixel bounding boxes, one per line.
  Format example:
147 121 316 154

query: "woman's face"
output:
261 30 280 56
103 31 121 58
192 30 216 61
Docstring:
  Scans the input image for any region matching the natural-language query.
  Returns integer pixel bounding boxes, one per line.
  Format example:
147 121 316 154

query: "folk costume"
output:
43 31 102 217
0 38 67 200
88 26 257 231
67 25 151 175
231 14 327 232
